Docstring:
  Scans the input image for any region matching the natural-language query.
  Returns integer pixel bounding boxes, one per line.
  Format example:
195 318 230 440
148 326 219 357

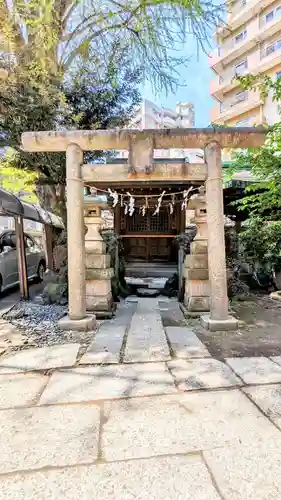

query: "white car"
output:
0 230 46 293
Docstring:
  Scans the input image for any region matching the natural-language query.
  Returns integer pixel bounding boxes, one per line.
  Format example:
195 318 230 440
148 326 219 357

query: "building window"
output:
265 10 274 23
235 91 248 104
235 30 247 44
236 118 249 126
277 71 281 79
235 60 248 76
267 43 275 56
220 102 225 113
260 6 281 27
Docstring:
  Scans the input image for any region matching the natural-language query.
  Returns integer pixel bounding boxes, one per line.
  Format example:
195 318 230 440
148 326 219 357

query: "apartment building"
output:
209 0 281 126
129 99 195 129
118 99 203 162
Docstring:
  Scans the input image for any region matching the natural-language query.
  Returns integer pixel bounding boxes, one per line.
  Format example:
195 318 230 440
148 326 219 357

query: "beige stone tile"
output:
124 301 170 362
165 327 210 358
226 356 281 384
0 343 80 373
0 455 221 500
168 358 241 390
80 325 125 364
270 356 281 367
244 384 281 428
39 363 176 404
0 372 48 409
0 404 100 473
102 390 280 461
204 439 281 500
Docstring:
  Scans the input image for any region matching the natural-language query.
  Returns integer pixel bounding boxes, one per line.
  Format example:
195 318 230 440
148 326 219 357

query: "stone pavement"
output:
2 298 281 498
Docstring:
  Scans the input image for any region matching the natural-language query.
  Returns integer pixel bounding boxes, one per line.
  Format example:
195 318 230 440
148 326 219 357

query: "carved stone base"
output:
59 314 96 331
86 292 113 311
200 314 238 331
86 293 115 318
184 295 210 313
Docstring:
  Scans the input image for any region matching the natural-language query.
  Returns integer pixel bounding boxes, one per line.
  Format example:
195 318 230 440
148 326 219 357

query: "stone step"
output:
126 264 177 279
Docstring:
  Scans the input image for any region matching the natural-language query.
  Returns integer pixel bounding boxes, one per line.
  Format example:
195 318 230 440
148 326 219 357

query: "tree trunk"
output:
35 182 67 268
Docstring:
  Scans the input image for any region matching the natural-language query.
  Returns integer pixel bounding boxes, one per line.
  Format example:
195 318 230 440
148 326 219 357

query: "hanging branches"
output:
1 0 224 92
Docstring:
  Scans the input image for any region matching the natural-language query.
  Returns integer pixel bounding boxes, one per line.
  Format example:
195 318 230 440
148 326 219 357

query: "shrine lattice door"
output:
120 207 179 263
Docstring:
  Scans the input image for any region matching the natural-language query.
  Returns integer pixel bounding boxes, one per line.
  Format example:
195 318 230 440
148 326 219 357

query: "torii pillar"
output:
200 141 238 331
59 143 96 331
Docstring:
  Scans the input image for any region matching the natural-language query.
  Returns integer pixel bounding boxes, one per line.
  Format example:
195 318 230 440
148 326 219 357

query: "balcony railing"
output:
215 66 248 89
220 91 249 114
215 7 281 65
217 31 249 58
230 0 247 17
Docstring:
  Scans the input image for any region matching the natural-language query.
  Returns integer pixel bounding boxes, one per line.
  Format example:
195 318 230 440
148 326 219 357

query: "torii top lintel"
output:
21 127 266 152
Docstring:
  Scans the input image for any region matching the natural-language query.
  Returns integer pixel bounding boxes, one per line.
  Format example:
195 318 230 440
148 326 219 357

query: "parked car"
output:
0 230 46 293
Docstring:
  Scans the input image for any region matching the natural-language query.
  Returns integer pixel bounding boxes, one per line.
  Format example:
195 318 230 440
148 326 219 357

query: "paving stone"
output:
125 297 139 303
80 301 136 364
124 299 170 362
226 356 281 384
159 299 186 327
80 325 125 364
148 278 167 289
39 363 176 404
0 404 99 473
270 356 281 367
0 373 48 409
0 343 80 373
0 455 221 500
165 327 210 358
0 328 22 348
136 288 160 297
167 358 241 390
244 384 281 428
204 438 281 500
102 390 280 461
0 327 14 336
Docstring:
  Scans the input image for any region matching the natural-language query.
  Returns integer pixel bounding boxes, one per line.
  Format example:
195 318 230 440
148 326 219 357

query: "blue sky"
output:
142 38 215 127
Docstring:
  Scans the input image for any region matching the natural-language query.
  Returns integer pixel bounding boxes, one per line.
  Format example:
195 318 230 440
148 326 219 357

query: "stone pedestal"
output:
85 205 114 317
184 190 210 315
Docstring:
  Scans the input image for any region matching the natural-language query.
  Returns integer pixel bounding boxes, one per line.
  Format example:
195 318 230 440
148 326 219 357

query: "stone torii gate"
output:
22 128 265 331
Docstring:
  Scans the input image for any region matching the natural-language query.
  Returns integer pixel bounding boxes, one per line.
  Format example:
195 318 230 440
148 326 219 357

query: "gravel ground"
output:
2 300 97 348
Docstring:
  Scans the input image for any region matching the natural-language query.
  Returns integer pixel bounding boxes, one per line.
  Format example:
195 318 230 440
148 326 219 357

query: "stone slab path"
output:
124 298 170 362
2 297 281 498
165 326 211 358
